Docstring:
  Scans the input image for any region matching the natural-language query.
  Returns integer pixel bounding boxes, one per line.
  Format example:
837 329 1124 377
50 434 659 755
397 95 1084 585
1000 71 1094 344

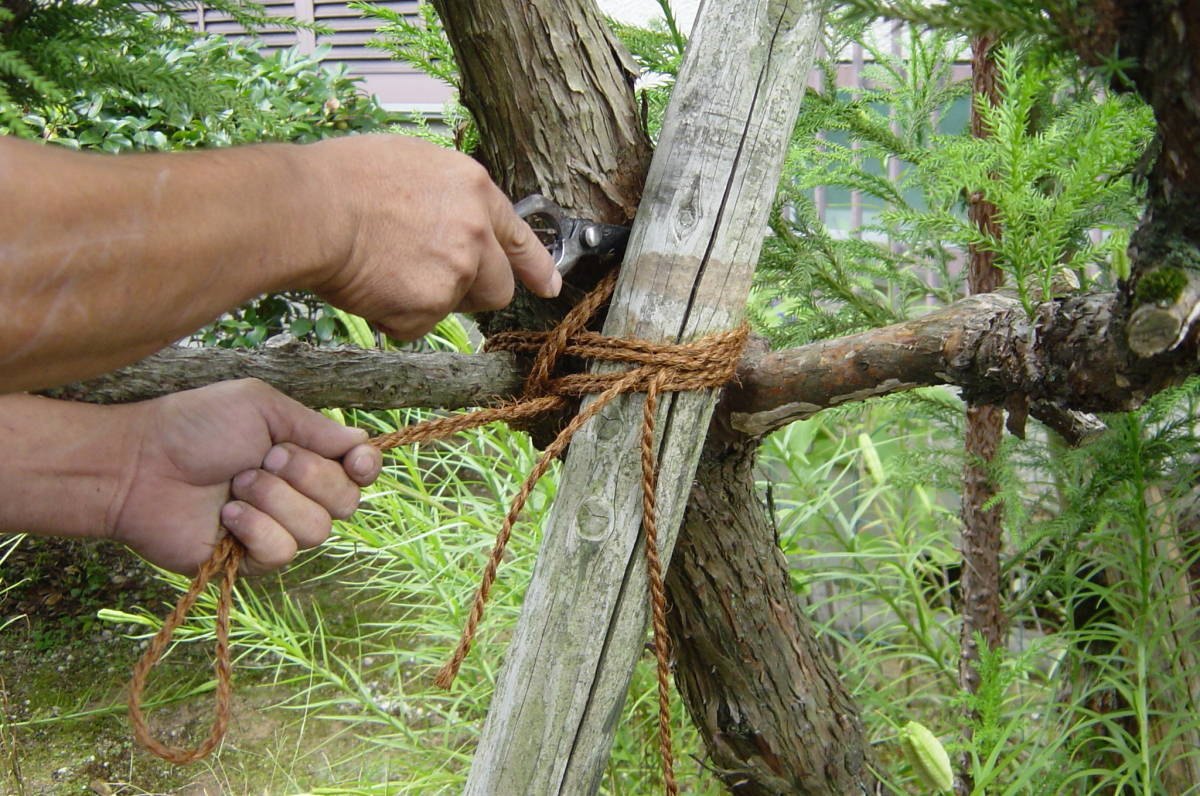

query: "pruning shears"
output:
514 194 630 277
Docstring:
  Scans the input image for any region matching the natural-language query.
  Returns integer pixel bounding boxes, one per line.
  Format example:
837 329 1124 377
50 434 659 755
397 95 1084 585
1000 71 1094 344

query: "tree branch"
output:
41 336 527 411
49 289 1200 447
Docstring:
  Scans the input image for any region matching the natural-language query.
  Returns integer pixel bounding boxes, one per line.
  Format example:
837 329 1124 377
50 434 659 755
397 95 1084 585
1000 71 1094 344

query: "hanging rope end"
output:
433 661 459 690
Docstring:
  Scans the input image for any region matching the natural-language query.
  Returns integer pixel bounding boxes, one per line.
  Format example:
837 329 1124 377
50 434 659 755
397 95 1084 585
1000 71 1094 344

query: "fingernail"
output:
550 269 562 298
351 451 375 479
222 501 245 522
263 445 289 473
233 469 258 489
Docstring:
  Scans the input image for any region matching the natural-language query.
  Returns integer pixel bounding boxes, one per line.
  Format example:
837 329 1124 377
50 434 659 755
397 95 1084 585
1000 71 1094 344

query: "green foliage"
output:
10 36 386 150
747 18 1198 794
839 0 1063 40
608 0 686 76
835 1 1144 91
752 27 971 345
903 44 1151 314
0 0 316 131
752 30 1152 349
763 380 1200 793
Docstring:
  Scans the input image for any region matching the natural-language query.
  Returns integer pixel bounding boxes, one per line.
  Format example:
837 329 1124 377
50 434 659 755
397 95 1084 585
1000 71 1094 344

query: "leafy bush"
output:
12 33 388 151
0 0 300 131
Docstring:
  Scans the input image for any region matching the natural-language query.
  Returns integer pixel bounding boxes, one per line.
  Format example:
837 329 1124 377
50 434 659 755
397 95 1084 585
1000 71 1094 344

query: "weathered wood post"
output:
463 1 825 792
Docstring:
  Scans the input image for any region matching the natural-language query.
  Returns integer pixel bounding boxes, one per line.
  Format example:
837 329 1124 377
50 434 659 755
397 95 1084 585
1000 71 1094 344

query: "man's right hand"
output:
298 135 561 341
0 134 559 394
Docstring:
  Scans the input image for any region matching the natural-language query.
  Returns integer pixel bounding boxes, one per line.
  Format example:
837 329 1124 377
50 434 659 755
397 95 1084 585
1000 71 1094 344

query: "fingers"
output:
455 187 561 314
455 236 515 314
343 442 383 486
220 501 298 576
222 442 382 575
486 188 561 299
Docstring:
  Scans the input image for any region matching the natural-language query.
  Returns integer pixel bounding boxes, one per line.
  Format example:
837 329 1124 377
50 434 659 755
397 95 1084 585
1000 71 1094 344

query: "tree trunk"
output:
668 421 878 795
956 32 1006 796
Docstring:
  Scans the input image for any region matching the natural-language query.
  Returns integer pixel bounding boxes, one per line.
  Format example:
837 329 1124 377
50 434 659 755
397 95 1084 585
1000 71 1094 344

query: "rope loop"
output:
128 269 748 796
127 533 241 764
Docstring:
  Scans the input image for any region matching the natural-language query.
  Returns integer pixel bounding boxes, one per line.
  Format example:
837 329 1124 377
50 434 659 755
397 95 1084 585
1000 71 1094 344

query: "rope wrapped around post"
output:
127 269 749 793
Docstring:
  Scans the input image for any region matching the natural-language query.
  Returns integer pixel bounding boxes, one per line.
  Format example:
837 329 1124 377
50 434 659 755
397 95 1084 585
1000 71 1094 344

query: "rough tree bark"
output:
667 420 875 796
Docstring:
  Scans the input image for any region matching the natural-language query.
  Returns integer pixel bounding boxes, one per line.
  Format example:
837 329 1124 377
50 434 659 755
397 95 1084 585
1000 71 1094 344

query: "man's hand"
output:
110 380 383 575
299 135 561 340
0 383 382 577
0 134 559 393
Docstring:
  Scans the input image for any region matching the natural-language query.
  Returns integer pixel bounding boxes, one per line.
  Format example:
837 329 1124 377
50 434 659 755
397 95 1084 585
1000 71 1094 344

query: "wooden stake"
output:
463 2 824 793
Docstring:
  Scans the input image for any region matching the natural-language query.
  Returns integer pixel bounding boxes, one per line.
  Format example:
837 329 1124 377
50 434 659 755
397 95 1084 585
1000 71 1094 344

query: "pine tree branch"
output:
46 288 1200 449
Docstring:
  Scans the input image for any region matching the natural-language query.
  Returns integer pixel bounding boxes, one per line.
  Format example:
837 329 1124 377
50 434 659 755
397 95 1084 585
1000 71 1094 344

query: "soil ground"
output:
0 537 380 796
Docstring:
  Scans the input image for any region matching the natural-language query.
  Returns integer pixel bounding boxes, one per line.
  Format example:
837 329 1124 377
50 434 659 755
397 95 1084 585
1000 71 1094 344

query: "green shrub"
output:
11 32 388 151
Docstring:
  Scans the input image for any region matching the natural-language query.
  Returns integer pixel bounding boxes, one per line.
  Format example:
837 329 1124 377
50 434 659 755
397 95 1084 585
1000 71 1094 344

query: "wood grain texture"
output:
464 2 824 793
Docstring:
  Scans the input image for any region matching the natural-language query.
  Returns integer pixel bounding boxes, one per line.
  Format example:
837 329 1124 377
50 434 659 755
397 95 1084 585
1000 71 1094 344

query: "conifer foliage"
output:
0 0 301 132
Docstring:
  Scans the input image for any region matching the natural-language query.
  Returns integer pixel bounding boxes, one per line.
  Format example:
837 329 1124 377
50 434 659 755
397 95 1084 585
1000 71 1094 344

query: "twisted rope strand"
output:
640 370 679 796
128 268 747 796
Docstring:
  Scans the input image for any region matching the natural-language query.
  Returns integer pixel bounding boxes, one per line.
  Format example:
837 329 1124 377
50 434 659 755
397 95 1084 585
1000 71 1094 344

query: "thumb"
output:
252 383 369 459
487 188 561 298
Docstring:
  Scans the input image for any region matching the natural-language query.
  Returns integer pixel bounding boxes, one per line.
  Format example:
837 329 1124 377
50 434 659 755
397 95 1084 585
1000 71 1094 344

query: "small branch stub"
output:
1127 269 1200 358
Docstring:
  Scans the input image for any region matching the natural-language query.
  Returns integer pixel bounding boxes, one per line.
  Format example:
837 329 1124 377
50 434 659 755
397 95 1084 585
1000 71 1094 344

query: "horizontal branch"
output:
728 289 1194 442
41 337 527 411
46 290 1200 445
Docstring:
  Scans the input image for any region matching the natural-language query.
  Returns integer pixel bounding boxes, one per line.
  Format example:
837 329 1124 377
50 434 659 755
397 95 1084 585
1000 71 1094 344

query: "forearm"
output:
0 137 345 393
0 393 136 541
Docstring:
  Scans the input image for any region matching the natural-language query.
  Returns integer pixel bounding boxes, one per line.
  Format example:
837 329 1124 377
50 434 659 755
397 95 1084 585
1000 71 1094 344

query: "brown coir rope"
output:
128 270 748 792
